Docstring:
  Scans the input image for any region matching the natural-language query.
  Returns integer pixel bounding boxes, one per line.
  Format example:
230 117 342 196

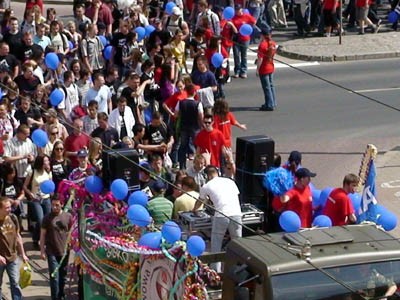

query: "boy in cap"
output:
257 25 277 111
68 149 95 185
280 168 316 228
147 179 173 225
284 150 302 174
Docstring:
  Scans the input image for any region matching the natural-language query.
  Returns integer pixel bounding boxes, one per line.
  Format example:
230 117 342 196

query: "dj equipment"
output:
102 149 140 191
235 135 275 208
178 204 265 233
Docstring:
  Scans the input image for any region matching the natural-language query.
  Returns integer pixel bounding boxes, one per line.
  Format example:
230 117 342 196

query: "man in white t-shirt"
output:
59 71 80 122
83 73 112 114
193 165 242 272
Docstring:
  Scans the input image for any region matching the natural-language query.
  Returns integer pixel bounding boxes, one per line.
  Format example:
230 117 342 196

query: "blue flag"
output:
358 160 378 222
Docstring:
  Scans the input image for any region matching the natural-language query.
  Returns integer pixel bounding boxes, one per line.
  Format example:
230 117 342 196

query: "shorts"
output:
323 9 338 27
356 7 369 21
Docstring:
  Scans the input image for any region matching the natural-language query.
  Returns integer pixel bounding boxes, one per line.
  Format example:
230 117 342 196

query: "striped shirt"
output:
147 196 173 225
3 136 37 178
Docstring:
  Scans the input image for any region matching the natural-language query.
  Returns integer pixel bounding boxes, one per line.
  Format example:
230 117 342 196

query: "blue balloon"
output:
279 210 301 232
111 179 128 200
31 129 48 147
104 45 113 60
40 180 55 194
211 53 224 68
68 40 74 50
50 89 64 106
239 24 253 36
348 193 361 215
312 189 321 206
144 107 152 125
161 221 181 244
98 35 108 47
135 26 146 41
165 2 176 15
222 6 234 20
309 182 316 192
127 204 151 227
312 215 332 227
85 176 103 194
139 232 162 249
45 52 60 70
377 209 397 231
243 8 250 14
145 25 155 37
388 11 399 23
128 191 148 207
187 235 205 257
317 187 334 208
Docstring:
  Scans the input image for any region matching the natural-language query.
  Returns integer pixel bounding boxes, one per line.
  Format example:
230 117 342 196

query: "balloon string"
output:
168 259 198 300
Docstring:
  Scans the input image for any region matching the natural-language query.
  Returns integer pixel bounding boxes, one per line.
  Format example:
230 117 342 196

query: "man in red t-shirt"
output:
323 174 359 226
281 168 316 228
194 114 228 168
232 4 256 78
65 118 90 168
257 26 277 111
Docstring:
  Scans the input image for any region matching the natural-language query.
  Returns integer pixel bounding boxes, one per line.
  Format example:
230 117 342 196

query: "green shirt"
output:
147 196 174 225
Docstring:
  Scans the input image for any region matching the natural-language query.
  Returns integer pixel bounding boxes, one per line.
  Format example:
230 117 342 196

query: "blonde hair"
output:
88 137 102 161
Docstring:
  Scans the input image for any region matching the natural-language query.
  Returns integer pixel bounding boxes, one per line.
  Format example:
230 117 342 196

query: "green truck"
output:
222 224 400 300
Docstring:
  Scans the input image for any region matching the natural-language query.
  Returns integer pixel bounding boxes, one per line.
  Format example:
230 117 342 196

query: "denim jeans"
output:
178 128 198 169
260 73 277 109
48 254 69 300
210 216 242 273
0 259 22 300
233 40 250 76
29 198 51 242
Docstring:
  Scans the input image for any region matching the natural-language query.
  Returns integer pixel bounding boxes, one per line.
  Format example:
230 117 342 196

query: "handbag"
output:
19 262 32 289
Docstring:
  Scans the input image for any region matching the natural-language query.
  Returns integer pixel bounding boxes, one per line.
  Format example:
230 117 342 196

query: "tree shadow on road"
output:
230 106 260 112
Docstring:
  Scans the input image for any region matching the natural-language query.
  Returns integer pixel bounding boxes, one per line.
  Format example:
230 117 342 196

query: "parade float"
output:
51 178 220 300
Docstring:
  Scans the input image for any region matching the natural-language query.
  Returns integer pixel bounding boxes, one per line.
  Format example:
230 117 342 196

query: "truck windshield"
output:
271 260 400 300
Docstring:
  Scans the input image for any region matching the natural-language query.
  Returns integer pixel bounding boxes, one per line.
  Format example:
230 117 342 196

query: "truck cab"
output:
222 224 400 300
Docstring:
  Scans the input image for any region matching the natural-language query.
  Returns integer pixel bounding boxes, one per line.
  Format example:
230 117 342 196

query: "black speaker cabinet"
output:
102 149 140 191
235 135 275 207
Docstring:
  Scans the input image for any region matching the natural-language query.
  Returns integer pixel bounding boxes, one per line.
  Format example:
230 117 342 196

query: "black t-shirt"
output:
147 29 171 50
144 123 171 146
111 32 128 66
51 159 71 190
16 44 42 63
121 86 140 122
91 127 119 147
14 74 41 95
2 181 22 200
14 107 41 128
3 31 23 54
0 54 18 73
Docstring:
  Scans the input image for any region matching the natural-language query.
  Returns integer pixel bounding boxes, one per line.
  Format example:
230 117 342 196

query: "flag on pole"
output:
358 160 378 222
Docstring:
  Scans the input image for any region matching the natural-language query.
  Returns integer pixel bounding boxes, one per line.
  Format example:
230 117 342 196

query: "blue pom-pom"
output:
263 167 294 196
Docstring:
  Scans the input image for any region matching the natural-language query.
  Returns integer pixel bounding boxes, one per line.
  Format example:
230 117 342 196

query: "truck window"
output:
271 260 400 300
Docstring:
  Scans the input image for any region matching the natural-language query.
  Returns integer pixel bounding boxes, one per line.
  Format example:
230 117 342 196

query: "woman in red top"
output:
322 0 342 36
256 27 277 111
213 99 247 148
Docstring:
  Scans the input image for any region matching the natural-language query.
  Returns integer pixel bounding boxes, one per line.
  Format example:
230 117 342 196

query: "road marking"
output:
351 87 400 93
186 59 319 70
381 180 400 188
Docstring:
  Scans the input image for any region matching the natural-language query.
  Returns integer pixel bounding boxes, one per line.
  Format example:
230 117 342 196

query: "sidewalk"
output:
278 31 400 62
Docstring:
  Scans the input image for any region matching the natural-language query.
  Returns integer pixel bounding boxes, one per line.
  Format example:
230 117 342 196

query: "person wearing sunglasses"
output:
41 124 62 156
50 140 71 191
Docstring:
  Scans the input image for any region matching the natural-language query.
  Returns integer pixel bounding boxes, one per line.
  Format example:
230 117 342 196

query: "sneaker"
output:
240 74 247 79
232 73 239 78
358 32 364 35
373 24 380 33
259 105 274 111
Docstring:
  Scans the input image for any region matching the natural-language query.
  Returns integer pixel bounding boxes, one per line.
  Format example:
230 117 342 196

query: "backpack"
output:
49 32 69 52
165 16 183 32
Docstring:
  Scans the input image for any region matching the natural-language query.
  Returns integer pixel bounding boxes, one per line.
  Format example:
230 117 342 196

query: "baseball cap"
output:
288 150 302 164
77 149 88 158
139 161 151 173
44 108 58 118
172 6 182 16
150 179 166 192
234 4 242 10
295 168 316 179
261 26 272 35
154 18 162 24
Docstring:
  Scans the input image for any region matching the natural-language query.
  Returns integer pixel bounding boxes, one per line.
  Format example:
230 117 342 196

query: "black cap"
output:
288 150 302 164
261 26 272 35
295 168 316 179
234 3 242 9
150 179 166 192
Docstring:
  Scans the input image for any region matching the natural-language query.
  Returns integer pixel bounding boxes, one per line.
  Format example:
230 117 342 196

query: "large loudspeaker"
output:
102 149 140 191
235 135 275 208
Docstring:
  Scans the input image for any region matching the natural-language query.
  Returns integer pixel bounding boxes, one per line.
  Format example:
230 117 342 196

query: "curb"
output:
278 47 400 62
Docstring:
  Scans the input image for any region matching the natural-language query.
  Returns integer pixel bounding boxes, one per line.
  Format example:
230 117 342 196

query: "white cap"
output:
172 6 182 16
